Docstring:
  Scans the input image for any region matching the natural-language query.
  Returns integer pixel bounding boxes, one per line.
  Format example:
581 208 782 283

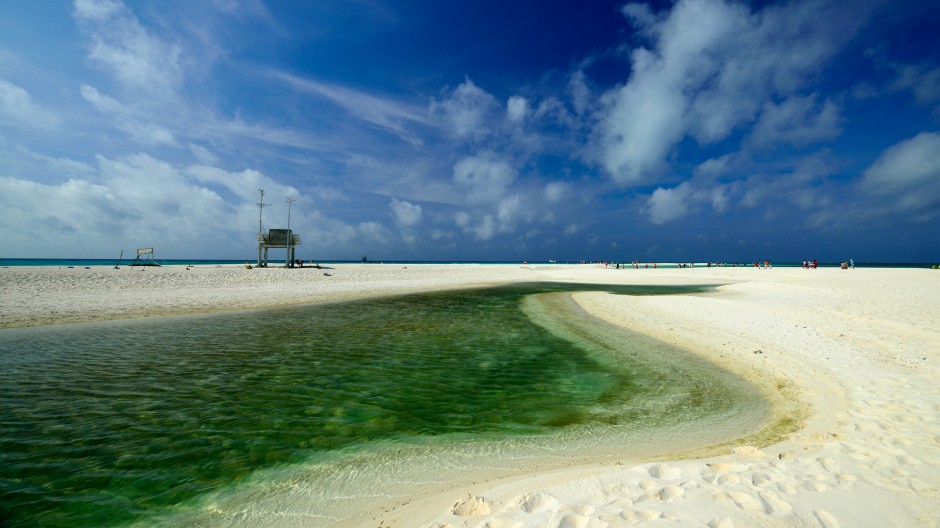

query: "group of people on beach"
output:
803 260 819 269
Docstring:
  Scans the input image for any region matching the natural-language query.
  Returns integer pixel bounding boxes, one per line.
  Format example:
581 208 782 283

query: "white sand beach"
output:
1 263 938 527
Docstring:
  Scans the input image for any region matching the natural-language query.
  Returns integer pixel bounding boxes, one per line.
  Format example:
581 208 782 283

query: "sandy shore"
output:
2 264 938 526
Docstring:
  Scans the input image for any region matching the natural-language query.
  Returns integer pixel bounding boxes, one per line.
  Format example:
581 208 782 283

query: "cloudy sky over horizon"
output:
2 0 939 262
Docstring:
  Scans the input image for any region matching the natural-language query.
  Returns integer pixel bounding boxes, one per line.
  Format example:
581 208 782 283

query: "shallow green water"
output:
0 283 761 527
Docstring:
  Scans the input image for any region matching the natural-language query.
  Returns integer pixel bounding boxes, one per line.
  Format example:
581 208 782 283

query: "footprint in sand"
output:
813 509 840 528
727 491 762 511
647 462 682 480
756 490 792 514
708 518 735 528
655 485 684 502
515 491 559 514
556 513 589 528
450 495 491 516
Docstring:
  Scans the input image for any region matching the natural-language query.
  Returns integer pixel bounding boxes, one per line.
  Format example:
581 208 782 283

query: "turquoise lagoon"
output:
0 283 768 527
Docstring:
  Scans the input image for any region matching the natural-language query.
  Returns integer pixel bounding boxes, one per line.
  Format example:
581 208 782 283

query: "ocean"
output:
0 283 766 527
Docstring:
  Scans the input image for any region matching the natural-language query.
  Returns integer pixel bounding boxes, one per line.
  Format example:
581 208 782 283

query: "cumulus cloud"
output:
430 79 500 141
506 95 528 123
390 198 422 227
568 69 591 116
0 142 345 258
599 0 872 186
452 153 517 204
0 80 61 130
749 94 842 147
185 164 293 203
694 153 735 179
644 150 841 225
474 214 498 241
0 152 255 256
451 192 534 242
356 221 393 246
74 0 184 99
861 132 940 212
495 194 526 230
646 183 695 224
892 63 940 107
543 181 569 204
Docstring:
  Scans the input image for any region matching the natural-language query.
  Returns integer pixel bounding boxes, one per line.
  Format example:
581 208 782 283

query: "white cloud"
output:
506 95 528 123
125 121 177 146
452 153 517 204
709 186 730 213
74 0 183 100
861 132 940 212
474 214 498 241
431 79 500 141
543 181 569 204
495 193 525 231
211 0 273 21
749 94 842 147
188 144 219 165
600 0 871 186
0 80 61 129
0 152 265 256
390 198 422 227
892 63 940 106
356 221 393 246
452 196 529 241
272 71 429 146
694 153 734 179
646 183 694 224
532 97 575 128
81 84 177 146
185 164 293 203
568 69 591 116
0 139 95 183
643 179 757 225
79 84 123 113
454 210 471 228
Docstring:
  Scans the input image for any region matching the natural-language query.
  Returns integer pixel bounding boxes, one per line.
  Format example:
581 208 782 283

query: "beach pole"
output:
256 189 269 267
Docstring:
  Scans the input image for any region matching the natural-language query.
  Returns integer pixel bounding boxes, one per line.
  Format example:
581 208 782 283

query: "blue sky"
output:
1 0 938 262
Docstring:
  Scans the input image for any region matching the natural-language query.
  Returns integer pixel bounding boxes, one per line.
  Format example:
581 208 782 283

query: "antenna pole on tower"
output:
286 195 295 267
256 189 270 236
256 189 271 268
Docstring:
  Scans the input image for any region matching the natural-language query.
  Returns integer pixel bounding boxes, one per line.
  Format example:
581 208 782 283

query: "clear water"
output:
0 283 765 527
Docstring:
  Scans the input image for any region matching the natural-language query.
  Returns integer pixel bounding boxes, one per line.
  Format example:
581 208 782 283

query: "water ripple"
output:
0 283 759 527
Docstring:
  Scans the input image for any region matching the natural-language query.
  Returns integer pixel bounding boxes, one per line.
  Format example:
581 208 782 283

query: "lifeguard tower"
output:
257 229 301 267
255 189 303 268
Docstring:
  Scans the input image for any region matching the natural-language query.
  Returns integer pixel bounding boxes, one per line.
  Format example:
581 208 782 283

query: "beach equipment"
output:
130 247 161 267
